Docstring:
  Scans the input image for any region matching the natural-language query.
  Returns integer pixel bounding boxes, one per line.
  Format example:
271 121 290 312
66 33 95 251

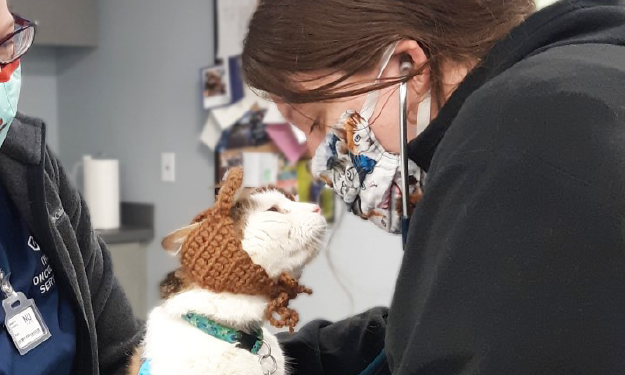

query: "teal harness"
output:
181 312 264 354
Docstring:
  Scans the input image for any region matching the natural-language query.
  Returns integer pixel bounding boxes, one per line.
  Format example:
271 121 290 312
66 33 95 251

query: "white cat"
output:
128 168 326 375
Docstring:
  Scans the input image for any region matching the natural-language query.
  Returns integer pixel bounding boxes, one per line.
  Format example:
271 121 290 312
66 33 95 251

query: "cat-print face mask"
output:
311 44 429 234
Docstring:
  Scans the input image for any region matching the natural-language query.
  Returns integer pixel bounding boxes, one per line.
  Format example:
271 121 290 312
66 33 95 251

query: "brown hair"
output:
242 0 535 107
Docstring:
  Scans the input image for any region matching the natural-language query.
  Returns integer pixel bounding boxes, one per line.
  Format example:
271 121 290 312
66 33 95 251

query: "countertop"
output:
96 202 154 245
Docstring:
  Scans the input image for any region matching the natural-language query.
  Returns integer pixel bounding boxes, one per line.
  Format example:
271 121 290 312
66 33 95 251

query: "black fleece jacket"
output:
280 1 625 374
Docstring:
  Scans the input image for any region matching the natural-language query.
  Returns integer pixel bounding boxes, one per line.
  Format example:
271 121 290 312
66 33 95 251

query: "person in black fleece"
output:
242 0 625 374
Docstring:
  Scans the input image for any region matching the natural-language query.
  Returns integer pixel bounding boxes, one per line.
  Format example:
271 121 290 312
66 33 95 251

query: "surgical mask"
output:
0 61 22 149
311 44 431 234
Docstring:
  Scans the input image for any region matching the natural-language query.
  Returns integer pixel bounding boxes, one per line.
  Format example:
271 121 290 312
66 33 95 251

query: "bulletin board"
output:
205 0 335 223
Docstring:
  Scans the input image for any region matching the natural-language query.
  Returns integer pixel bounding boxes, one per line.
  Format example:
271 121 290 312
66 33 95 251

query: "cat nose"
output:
312 205 321 213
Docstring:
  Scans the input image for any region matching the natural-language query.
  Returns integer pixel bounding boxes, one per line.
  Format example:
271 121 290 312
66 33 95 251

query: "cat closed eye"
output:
267 206 280 212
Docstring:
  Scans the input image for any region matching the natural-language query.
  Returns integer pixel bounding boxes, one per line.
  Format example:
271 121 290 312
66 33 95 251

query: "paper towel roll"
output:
83 156 120 230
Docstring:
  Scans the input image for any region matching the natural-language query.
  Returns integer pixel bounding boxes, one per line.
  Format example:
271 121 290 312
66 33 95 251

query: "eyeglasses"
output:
0 13 36 65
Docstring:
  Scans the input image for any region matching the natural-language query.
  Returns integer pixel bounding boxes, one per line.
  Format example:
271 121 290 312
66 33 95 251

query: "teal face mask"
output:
0 61 22 148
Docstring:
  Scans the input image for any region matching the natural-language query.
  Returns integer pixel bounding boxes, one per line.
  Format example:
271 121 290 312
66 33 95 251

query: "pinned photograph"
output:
201 59 232 109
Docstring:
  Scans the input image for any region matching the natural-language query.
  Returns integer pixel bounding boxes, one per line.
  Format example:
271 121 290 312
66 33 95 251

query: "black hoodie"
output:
279 1 625 374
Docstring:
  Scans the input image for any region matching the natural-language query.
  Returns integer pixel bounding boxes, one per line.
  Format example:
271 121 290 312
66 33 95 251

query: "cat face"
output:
332 164 360 203
160 184 326 300
344 112 374 155
235 188 326 279
320 134 361 203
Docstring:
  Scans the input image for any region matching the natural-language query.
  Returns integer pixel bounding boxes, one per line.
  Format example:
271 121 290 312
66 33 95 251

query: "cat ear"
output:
215 166 244 216
190 168 246 224
161 222 201 255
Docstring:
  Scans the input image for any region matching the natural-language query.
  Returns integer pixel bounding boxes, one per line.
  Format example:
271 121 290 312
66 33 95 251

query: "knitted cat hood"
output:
172 167 311 331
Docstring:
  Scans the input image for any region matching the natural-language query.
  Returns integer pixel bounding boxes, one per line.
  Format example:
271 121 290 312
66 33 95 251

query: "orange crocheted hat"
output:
178 167 310 331
180 167 273 295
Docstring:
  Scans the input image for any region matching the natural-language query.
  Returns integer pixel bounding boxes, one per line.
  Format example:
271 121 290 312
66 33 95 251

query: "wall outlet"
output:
161 152 175 182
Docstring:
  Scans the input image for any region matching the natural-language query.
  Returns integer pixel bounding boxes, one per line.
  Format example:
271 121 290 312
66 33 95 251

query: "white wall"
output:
20 47 59 152
291 210 403 324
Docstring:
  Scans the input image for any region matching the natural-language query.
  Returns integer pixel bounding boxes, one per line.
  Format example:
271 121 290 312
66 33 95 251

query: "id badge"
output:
2 291 51 355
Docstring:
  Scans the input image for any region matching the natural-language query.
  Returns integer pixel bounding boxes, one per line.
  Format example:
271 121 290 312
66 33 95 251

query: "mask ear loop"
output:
359 42 399 123
399 55 412 246
416 93 431 135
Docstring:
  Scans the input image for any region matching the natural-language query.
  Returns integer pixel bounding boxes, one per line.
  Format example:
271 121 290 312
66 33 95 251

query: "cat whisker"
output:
259 229 276 240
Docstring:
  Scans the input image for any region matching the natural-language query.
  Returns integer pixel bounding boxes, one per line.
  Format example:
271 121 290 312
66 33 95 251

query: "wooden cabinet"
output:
10 0 97 47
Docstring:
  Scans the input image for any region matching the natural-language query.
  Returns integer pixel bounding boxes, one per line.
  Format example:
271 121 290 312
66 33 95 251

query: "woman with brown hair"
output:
243 0 625 374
